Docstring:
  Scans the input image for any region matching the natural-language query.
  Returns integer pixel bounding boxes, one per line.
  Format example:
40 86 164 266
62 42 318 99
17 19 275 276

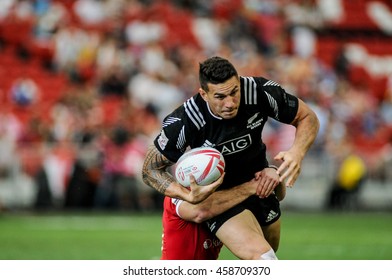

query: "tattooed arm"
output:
142 145 223 204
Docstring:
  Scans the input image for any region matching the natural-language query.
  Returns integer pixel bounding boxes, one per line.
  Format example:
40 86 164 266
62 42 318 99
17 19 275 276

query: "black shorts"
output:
206 194 281 234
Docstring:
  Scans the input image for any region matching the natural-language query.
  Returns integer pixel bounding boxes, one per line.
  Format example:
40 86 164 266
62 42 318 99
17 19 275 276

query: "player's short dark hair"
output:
199 56 238 92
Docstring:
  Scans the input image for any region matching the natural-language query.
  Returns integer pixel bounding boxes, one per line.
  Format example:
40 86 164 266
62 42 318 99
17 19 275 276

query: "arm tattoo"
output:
142 145 175 195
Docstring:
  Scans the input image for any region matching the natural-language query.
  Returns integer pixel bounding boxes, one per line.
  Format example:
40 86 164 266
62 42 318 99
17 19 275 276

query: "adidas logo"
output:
266 210 278 223
207 221 217 232
202 140 215 148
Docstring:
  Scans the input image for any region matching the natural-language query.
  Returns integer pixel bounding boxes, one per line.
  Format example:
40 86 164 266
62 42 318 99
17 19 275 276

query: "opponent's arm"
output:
254 166 283 199
142 145 222 204
178 177 259 223
274 99 320 187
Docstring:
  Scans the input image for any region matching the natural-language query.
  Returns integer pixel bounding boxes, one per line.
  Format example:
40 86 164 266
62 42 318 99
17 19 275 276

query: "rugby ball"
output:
175 147 225 187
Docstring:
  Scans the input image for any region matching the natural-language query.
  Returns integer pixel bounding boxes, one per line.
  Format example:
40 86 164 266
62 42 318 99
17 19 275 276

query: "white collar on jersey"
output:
206 101 222 120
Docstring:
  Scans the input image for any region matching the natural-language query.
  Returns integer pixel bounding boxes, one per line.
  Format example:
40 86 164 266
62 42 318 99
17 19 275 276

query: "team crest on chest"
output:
246 112 263 129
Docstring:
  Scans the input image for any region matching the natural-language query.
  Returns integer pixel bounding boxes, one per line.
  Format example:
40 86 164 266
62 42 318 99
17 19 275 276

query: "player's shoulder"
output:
241 76 282 106
180 94 207 131
240 76 282 89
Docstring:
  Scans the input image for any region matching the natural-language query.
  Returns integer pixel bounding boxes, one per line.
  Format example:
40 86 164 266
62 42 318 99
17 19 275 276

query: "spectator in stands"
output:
33 1 69 41
65 132 101 209
97 64 129 97
52 23 97 83
125 10 166 47
35 140 75 208
73 0 106 26
0 0 14 20
0 109 21 179
9 76 41 106
128 45 185 120
95 32 133 80
94 126 141 210
380 76 392 126
327 152 367 211
0 109 37 210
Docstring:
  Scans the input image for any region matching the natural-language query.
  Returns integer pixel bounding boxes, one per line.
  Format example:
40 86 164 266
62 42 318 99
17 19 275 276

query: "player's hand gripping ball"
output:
175 147 225 187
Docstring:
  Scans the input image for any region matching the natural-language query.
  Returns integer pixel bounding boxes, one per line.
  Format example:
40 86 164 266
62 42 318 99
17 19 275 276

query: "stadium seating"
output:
316 0 392 101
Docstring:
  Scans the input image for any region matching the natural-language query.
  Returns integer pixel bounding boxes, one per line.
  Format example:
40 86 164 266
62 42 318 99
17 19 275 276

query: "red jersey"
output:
161 196 222 260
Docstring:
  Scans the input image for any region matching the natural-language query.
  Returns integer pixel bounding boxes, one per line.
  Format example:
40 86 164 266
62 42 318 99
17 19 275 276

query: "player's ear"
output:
199 88 208 102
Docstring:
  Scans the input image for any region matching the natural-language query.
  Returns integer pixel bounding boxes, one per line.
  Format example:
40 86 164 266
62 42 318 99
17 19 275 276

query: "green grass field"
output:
0 211 391 260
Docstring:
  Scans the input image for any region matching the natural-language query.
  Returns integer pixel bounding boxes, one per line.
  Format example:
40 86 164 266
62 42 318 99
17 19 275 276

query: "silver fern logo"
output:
247 113 263 129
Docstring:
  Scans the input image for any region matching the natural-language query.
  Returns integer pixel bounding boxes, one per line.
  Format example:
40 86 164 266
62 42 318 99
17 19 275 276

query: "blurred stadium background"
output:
0 0 392 259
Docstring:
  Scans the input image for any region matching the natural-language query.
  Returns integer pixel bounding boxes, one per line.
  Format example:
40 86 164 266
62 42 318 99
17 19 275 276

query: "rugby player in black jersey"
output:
142 56 319 260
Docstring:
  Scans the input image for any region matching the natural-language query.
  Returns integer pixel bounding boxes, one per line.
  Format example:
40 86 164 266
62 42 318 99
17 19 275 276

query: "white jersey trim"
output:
184 98 206 130
163 117 181 127
171 198 184 218
263 80 281 87
242 76 257 105
176 125 186 150
207 102 222 120
264 90 279 120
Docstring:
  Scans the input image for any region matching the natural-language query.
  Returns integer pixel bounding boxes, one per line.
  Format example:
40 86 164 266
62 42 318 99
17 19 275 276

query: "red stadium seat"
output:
0 18 35 47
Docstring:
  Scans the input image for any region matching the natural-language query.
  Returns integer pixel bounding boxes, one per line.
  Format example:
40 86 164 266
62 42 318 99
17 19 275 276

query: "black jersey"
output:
154 76 299 189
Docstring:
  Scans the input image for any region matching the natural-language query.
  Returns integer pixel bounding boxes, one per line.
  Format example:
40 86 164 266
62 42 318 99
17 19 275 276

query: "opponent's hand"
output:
186 173 225 204
254 168 280 198
274 149 303 187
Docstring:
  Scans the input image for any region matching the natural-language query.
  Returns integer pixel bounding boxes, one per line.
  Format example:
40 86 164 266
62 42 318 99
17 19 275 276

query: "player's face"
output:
199 76 241 119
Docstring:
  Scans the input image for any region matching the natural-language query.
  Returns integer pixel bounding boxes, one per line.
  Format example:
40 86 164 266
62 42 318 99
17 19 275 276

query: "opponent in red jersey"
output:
161 196 222 260
161 172 286 260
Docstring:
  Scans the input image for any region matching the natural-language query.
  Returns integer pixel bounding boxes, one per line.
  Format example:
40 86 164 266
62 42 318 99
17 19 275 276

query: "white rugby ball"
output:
175 147 225 187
